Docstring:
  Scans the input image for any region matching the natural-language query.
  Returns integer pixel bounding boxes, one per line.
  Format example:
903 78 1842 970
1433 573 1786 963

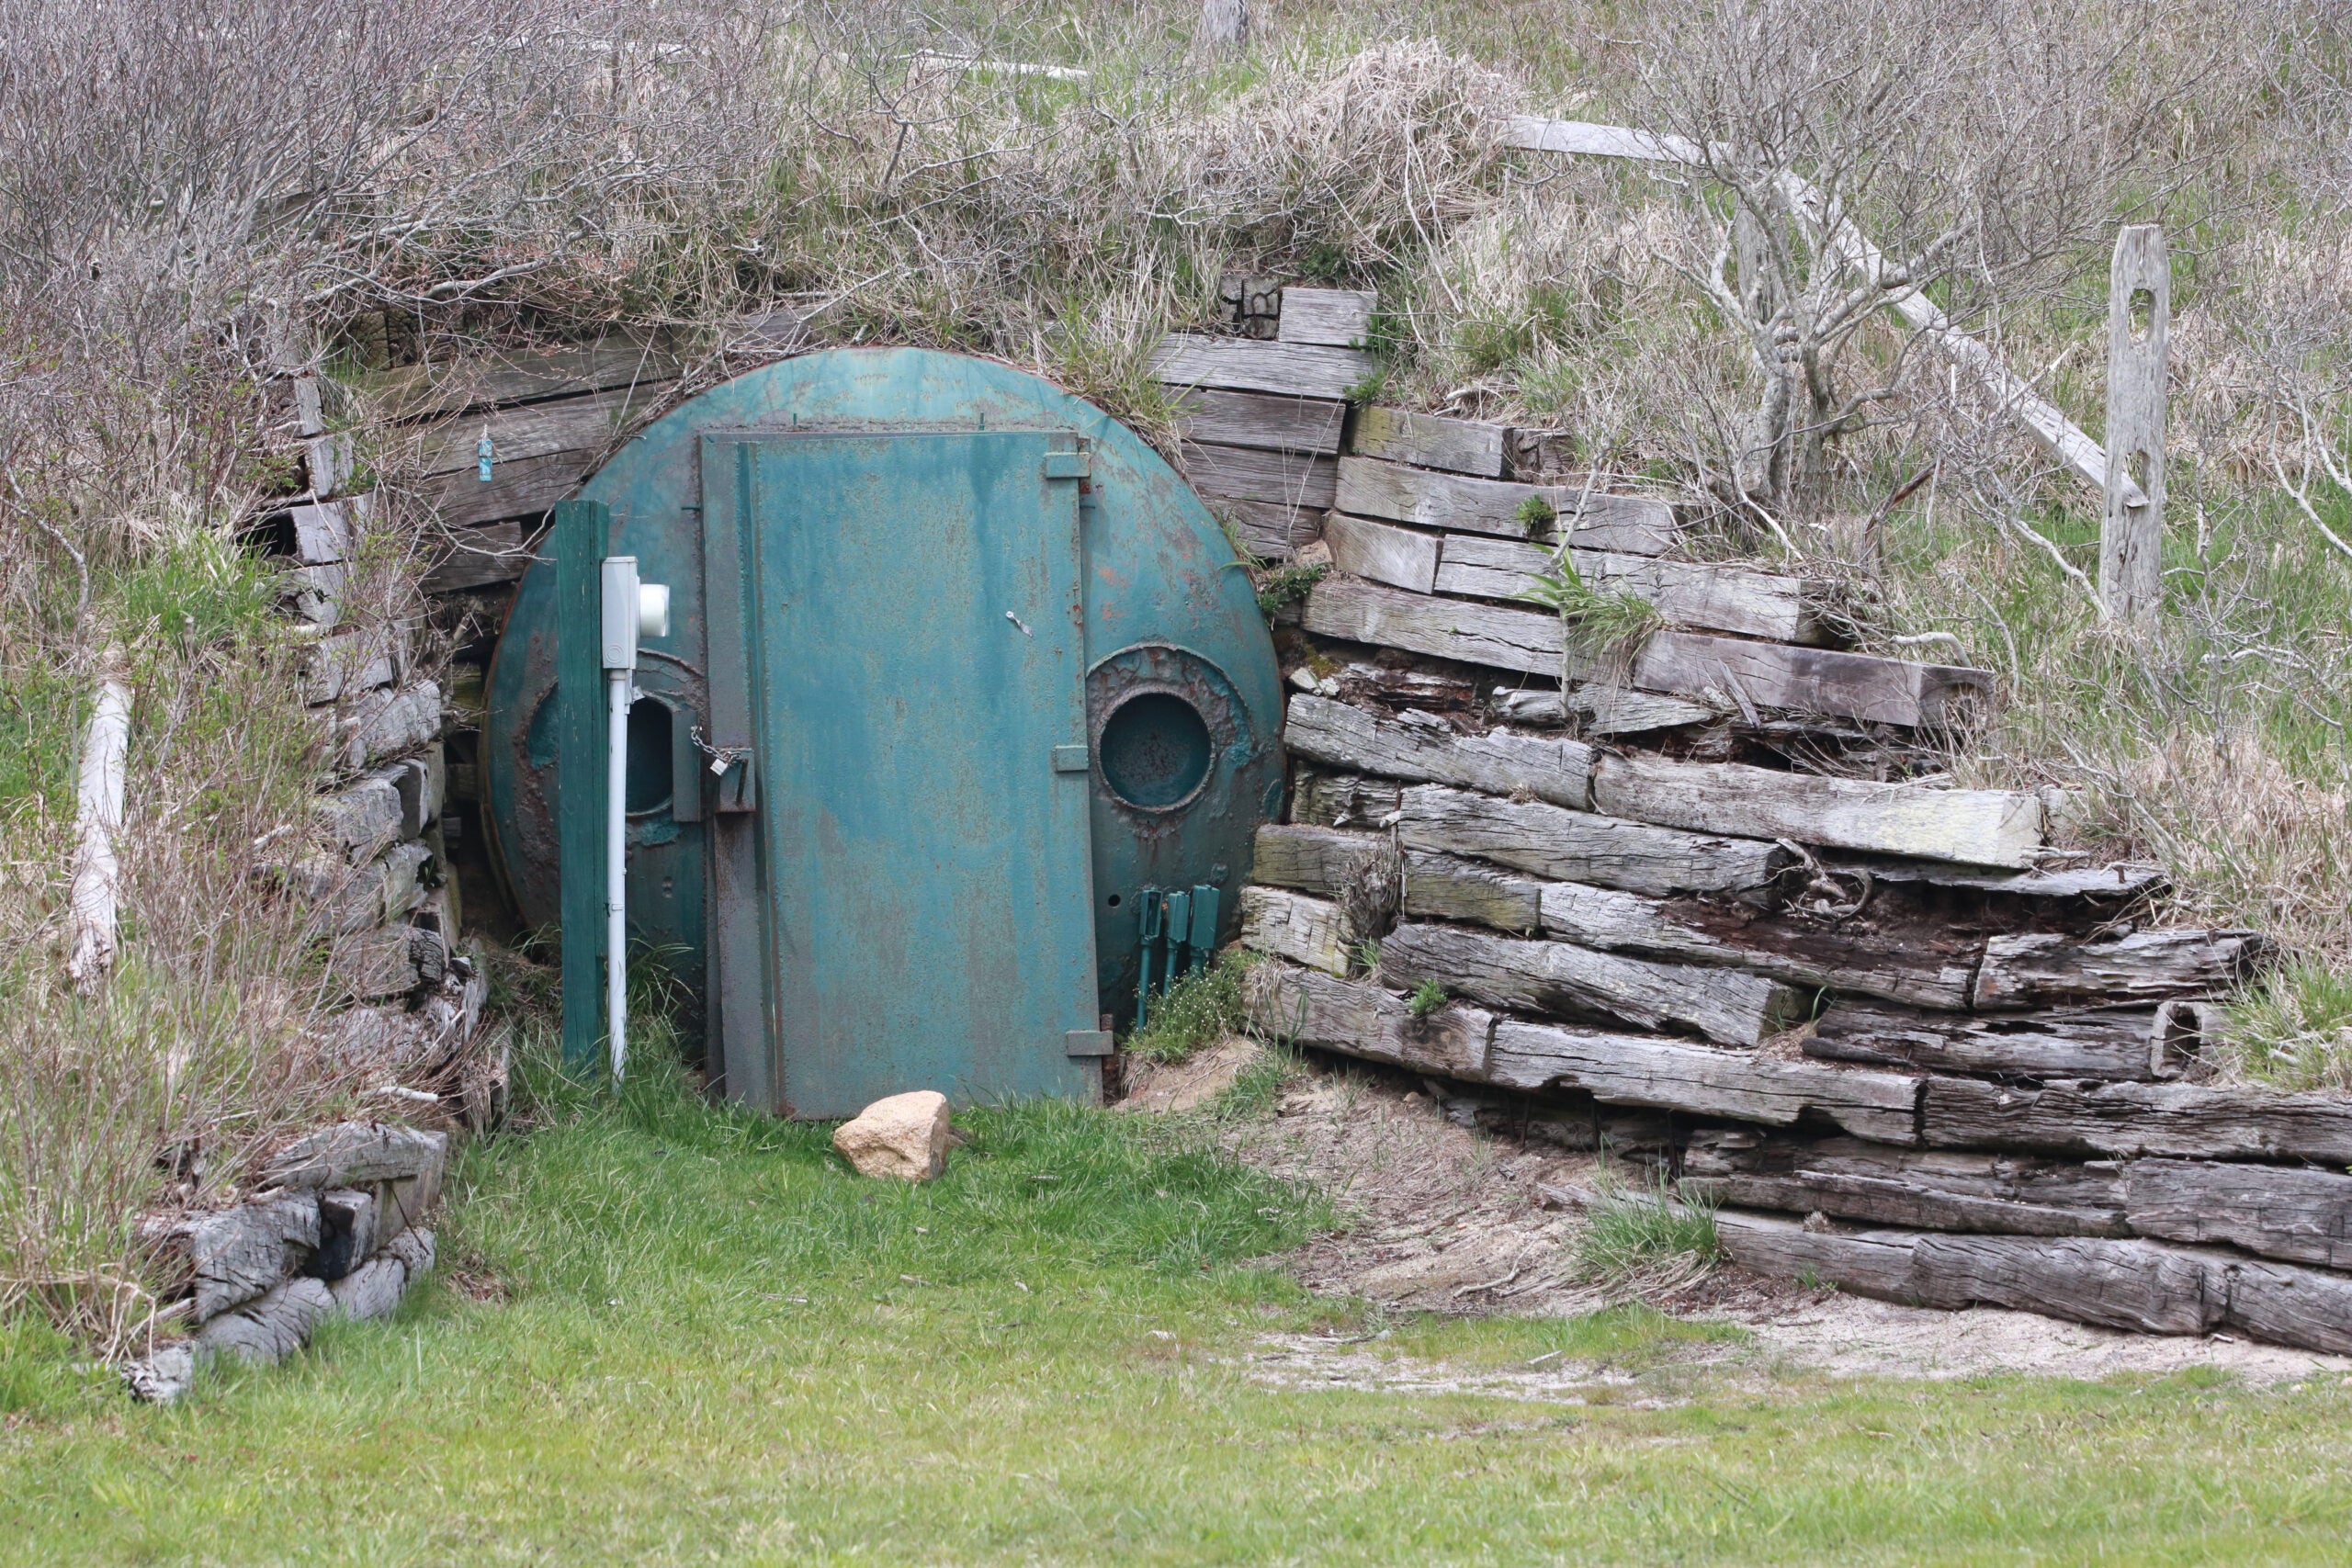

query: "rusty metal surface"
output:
483 348 1283 1111
722 429 1098 1116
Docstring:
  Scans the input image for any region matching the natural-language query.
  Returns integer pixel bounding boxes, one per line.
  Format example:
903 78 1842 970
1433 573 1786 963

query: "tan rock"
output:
831 1090 952 1181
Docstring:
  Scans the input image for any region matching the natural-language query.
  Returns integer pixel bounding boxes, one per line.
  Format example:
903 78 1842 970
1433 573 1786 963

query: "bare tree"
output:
1632 0 2216 518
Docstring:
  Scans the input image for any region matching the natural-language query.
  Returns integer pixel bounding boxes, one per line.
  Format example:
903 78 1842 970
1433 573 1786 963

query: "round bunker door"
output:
484 348 1284 1118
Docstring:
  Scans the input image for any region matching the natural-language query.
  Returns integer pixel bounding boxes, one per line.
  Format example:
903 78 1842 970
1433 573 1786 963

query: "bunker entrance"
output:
482 349 1283 1118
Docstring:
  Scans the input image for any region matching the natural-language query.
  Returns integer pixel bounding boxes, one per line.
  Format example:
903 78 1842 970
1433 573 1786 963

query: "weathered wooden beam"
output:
1304 572 1561 675
1717 1209 2352 1352
1324 513 1441 593
1348 406 1508 478
425 450 593 530
1589 752 2044 870
1179 442 1338 509
1250 823 1385 896
1539 881 1980 1010
1397 783 1794 901
1442 1083 1683 1155
1286 768 1402 830
1972 929 2267 1009
1171 388 1345 455
1238 886 1351 975
193 1276 338 1366
421 521 537 594
1807 1001 2193 1082
1283 694 1591 808
1496 683 1721 736
1309 575 1989 728
1615 631 1993 730
1435 535 1830 645
360 335 684 422
1723 1212 2223 1329
1402 849 1543 933
2221 1255 2352 1355
1816 853 2168 901
1380 921 1813 1047
1713 1210 1920 1300
287 500 350 566
1276 288 1377 347
418 383 674 527
1245 963 1494 1077
1487 1021 1921 1143
1149 334 1377 400
178 1195 322 1321
1910 1233 2226 1335
1217 499 1324 561
1681 1130 2129 1237
1922 1076 2352 1164
1334 457 1678 555
2122 1158 2352 1270
64 671 130 994
415 384 673 478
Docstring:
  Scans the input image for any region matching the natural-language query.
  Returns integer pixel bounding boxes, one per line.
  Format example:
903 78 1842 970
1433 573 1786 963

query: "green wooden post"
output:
555 498 611 1071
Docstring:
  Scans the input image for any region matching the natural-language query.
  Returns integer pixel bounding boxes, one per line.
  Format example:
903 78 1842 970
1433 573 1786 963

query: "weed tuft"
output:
1254 562 1326 615
1518 548 1664 668
2222 959 2352 1092
1127 955 1250 1065
1574 1166 1720 1291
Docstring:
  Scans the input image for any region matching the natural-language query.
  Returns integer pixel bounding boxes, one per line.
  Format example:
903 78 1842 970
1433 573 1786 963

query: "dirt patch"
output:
1242 1333 1679 1407
438 1258 510 1305
1182 1050 2352 1386
1120 1039 1261 1114
1218 1060 1616 1317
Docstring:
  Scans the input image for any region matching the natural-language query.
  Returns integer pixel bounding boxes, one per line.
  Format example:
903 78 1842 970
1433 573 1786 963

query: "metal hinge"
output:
1064 1030 1114 1058
1050 743 1090 773
1042 451 1091 480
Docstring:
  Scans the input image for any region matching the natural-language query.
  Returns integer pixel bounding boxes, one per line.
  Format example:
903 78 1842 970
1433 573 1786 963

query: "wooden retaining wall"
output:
1169 287 2347 1357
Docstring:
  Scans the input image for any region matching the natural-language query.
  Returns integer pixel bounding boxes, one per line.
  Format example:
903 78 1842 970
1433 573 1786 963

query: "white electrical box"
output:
600 557 640 671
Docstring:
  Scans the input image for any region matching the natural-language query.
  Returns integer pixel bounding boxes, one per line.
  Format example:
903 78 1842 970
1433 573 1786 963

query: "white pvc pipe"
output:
605 666 630 1083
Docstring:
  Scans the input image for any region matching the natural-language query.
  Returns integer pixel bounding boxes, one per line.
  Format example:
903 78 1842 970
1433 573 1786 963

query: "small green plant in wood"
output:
1514 492 1555 537
1407 978 1447 1018
1517 547 1664 667
1254 561 1326 615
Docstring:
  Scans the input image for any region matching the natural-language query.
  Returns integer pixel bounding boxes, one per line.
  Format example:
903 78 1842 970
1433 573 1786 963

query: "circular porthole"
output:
1097 691 1213 810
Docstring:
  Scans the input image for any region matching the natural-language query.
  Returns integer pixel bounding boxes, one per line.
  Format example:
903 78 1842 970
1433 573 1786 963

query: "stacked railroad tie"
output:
265 368 471 1023
1240 692 2352 1352
123 1122 452 1402
1165 294 2351 1353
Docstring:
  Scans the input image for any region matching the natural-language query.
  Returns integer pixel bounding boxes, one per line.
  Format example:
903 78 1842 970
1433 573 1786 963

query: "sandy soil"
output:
1125 1041 2352 1387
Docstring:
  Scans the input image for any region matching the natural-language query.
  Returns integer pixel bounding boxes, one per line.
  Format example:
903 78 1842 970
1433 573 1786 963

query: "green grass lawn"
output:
6 1065 2352 1566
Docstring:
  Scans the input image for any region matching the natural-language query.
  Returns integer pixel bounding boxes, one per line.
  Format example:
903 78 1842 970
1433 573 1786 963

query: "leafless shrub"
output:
1624 0 2256 520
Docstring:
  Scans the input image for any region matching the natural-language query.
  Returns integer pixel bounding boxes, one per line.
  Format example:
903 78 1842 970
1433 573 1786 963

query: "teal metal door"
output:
709 430 1101 1117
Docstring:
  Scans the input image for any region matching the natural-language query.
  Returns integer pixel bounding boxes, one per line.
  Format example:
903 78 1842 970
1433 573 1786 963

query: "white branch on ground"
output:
65 669 131 994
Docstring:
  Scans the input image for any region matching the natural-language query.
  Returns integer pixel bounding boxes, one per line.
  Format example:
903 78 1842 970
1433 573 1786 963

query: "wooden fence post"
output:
1200 0 1249 46
2100 225 2168 624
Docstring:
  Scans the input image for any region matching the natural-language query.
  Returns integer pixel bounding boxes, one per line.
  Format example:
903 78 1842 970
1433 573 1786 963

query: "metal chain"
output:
687 724 751 776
